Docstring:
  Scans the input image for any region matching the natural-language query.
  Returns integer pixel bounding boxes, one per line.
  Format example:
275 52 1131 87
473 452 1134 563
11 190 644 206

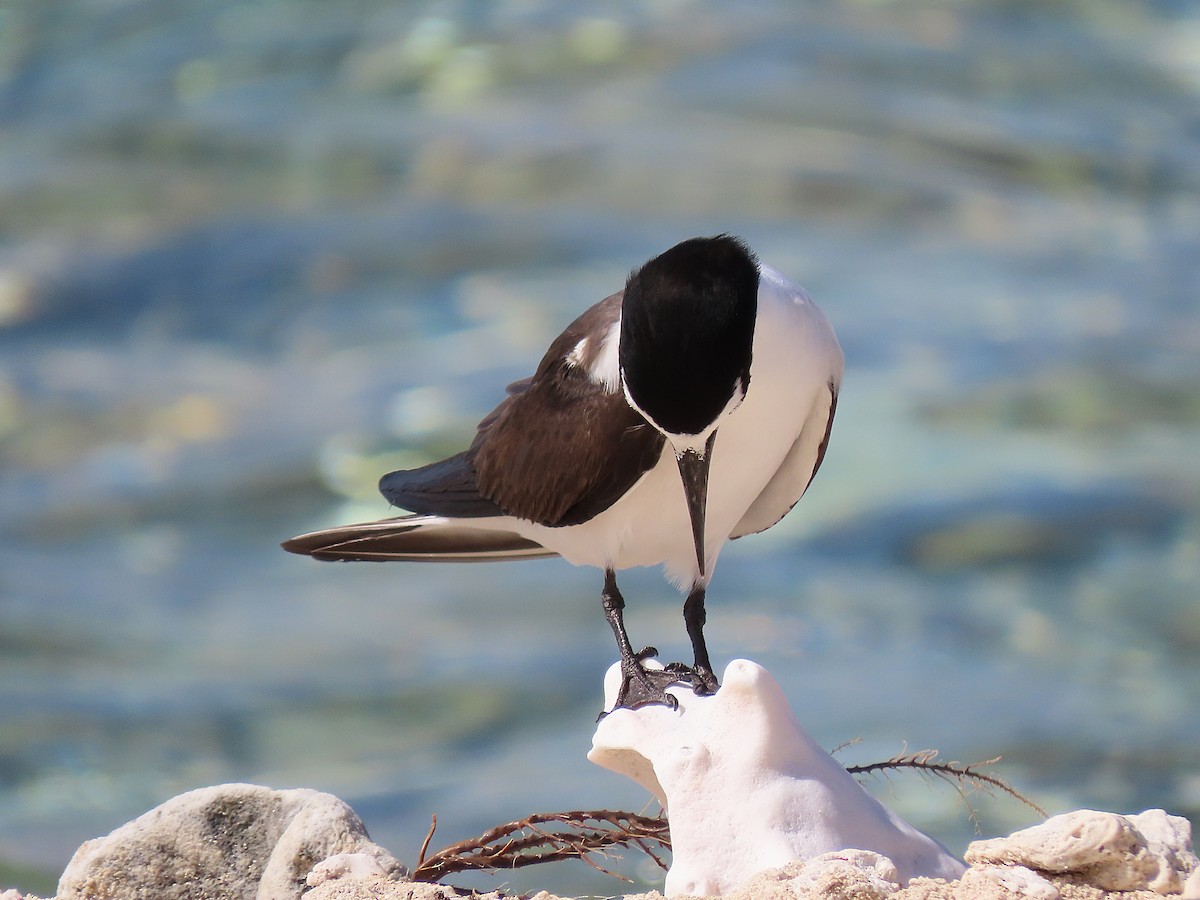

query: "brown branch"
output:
847 749 1047 818
418 814 437 866
411 809 671 883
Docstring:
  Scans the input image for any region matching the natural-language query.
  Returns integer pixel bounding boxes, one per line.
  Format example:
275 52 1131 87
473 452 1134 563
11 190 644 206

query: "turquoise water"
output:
1 1 1198 896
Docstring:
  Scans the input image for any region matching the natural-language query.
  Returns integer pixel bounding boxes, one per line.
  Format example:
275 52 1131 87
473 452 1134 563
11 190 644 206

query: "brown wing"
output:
469 292 666 527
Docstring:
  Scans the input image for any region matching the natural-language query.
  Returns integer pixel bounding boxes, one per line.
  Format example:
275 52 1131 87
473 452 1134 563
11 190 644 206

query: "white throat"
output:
621 374 747 457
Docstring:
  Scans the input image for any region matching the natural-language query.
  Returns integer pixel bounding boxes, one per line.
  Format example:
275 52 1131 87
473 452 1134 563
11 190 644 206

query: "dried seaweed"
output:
846 748 1048 823
412 809 670 883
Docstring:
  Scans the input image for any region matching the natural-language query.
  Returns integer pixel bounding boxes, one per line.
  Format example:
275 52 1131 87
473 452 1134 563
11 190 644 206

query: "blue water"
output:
1 1 1198 896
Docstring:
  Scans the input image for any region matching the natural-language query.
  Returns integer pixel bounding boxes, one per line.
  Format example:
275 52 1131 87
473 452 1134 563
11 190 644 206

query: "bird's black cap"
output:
619 235 759 437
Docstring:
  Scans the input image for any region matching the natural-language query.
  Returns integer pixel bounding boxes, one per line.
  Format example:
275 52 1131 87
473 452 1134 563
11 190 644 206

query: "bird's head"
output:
618 235 760 580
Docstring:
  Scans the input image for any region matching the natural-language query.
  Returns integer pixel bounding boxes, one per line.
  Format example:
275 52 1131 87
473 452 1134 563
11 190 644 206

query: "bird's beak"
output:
675 431 718 579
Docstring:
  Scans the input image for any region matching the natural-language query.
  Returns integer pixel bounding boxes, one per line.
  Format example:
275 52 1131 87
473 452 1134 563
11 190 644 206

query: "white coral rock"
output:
965 807 1198 894
958 863 1060 899
788 849 901 899
589 658 965 897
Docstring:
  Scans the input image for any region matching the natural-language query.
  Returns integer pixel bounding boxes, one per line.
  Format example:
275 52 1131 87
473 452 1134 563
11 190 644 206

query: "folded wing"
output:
281 515 557 562
383 291 664 529
284 291 665 562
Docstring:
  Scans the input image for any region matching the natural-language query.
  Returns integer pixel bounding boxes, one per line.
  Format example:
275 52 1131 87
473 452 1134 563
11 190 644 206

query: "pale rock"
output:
1130 808 1200 893
965 807 1198 894
306 851 392 886
957 863 1059 899
0 891 23 900
56 783 405 900
589 658 966 897
1183 864 1200 900
788 849 901 899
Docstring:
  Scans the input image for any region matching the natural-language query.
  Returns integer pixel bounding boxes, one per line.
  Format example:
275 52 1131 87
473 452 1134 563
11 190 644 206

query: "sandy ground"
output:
291 871 1189 900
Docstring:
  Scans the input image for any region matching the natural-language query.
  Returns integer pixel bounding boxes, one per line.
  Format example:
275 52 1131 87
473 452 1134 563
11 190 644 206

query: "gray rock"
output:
57 783 405 900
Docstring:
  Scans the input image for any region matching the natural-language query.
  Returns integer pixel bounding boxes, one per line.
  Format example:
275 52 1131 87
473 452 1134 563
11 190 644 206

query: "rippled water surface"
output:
2 1 1198 895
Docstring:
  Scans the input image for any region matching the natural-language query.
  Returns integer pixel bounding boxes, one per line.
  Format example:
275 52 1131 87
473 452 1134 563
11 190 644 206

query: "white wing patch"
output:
588 320 622 392
567 336 590 368
564 321 621 392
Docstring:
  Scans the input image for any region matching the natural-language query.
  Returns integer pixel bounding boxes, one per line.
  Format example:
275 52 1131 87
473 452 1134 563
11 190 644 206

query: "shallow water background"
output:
1 1 1198 895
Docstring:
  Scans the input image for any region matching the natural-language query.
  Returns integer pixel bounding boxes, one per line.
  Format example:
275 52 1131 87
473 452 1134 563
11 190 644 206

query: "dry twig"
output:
847 748 1047 821
411 809 670 883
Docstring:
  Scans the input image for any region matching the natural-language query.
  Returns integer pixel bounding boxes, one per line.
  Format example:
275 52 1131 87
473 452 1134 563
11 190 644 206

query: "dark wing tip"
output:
281 536 314 556
280 516 556 562
281 531 342 557
281 518 422 558
378 453 505 518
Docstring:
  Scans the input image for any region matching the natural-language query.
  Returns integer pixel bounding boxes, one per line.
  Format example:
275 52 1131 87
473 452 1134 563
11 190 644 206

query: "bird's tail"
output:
281 514 557 563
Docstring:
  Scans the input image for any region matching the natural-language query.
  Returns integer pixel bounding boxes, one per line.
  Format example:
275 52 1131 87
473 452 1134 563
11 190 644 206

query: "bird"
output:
283 235 842 712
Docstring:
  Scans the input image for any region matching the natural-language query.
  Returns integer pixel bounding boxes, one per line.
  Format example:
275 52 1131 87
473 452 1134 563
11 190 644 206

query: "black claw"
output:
604 660 685 717
634 646 659 661
660 661 720 694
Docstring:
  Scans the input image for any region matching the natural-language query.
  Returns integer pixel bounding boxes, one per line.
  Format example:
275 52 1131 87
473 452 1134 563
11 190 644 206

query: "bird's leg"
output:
679 584 720 695
600 569 680 713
